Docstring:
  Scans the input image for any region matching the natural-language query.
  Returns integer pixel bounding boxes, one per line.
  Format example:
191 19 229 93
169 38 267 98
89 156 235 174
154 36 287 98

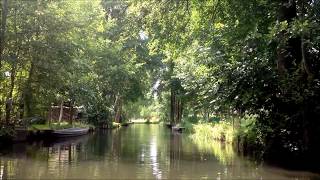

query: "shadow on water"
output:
0 124 319 179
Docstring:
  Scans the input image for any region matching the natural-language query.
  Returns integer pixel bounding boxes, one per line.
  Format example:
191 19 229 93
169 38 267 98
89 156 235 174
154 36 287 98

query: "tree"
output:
127 0 320 161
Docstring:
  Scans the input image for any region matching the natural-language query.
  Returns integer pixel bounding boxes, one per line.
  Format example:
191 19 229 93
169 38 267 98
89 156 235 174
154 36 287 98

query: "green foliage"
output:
0 124 15 138
181 119 196 133
0 0 156 128
236 115 266 150
126 0 320 161
124 96 162 123
87 109 112 128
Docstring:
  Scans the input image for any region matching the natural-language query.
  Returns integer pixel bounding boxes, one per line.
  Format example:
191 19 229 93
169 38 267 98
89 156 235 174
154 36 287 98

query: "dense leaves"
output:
126 0 320 163
0 0 152 127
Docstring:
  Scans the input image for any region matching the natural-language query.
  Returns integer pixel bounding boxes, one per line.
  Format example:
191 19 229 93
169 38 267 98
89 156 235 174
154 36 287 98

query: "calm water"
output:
0 124 319 179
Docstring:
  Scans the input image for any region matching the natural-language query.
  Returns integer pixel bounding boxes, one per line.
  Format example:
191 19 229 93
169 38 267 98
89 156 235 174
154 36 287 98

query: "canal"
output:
0 124 318 179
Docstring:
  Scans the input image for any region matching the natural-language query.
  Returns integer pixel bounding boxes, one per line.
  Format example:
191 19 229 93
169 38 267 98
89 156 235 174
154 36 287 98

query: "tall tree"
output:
0 0 8 69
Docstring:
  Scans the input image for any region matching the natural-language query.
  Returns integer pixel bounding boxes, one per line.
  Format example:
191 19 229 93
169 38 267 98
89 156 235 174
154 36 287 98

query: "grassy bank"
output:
188 121 235 143
29 121 92 131
131 118 160 124
185 115 263 155
181 118 239 165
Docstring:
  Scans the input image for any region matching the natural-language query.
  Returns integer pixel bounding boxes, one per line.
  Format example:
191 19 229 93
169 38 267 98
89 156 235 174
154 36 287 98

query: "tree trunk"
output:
298 0 313 81
0 0 8 120
177 99 183 124
300 36 313 79
170 90 183 125
170 89 175 125
276 0 297 74
114 95 122 123
5 64 16 124
24 62 35 117
5 98 12 124
18 97 24 119
177 99 180 124
69 101 74 125
173 98 176 124
58 101 63 124
114 97 117 123
49 103 52 125
0 0 8 68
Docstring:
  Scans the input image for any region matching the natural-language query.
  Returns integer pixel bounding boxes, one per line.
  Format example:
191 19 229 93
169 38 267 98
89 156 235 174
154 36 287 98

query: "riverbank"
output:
183 115 265 151
0 121 93 143
185 116 320 173
130 118 160 124
29 122 92 131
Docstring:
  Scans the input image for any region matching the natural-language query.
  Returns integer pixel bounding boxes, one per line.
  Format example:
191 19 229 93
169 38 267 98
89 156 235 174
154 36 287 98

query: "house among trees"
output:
48 102 84 123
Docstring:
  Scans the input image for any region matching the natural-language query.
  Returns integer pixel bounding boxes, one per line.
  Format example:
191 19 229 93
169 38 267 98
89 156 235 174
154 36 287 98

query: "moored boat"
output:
121 122 133 127
165 123 172 128
52 127 89 137
172 126 185 133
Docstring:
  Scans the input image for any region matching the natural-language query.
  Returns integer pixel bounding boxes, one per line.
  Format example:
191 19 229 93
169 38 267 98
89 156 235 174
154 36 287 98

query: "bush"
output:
235 114 266 156
182 120 194 133
191 121 235 143
0 124 16 139
87 110 112 128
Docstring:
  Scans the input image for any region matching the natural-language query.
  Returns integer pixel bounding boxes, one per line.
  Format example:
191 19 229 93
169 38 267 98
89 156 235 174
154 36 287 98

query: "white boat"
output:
52 128 89 137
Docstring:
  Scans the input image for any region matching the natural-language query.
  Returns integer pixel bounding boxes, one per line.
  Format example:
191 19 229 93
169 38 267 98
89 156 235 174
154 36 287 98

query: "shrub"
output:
0 124 16 139
235 114 266 156
191 121 235 143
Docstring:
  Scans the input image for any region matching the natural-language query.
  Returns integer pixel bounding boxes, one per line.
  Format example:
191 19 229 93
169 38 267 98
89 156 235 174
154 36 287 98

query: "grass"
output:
28 124 51 130
187 120 235 143
187 114 262 153
191 122 234 143
28 121 91 131
131 118 160 124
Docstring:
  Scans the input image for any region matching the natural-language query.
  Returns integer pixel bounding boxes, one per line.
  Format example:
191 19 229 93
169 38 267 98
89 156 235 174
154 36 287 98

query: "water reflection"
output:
0 124 319 179
191 137 235 165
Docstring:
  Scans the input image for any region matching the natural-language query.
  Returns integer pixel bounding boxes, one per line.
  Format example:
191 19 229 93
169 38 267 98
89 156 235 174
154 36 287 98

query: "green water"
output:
0 124 318 179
